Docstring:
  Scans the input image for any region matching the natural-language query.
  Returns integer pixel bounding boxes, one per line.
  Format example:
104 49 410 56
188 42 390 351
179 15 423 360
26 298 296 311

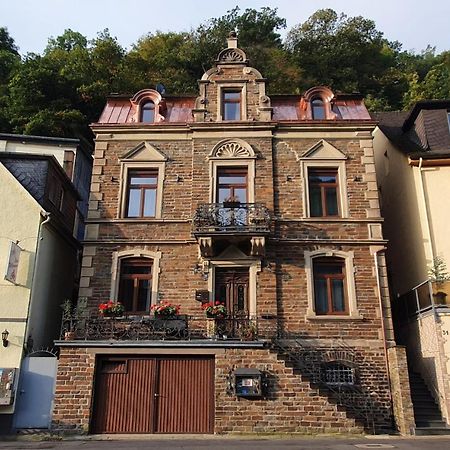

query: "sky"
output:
1 0 449 55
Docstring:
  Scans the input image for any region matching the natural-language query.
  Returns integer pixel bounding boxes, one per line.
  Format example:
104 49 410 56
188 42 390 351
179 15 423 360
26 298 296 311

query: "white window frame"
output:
304 249 361 320
110 249 161 309
216 82 247 122
301 160 349 218
118 161 165 219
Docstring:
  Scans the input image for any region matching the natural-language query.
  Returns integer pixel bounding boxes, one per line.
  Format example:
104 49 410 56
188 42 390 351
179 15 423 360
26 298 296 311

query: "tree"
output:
403 52 450 108
193 7 301 93
286 9 405 108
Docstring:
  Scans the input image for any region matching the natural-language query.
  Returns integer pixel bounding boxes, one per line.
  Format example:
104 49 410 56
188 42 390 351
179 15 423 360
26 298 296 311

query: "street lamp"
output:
2 329 9 347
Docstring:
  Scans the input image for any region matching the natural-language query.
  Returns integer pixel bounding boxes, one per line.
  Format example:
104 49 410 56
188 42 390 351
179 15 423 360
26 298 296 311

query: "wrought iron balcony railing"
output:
61 314 278 342
193 202 270 235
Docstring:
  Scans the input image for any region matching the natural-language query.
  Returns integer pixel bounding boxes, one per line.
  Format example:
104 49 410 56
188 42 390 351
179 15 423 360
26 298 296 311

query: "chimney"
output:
227 31 238 49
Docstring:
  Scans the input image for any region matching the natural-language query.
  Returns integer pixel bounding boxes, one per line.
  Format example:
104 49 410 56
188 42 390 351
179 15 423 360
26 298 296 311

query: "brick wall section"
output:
387 346 415 435
52 348 96 433
52 345 392 433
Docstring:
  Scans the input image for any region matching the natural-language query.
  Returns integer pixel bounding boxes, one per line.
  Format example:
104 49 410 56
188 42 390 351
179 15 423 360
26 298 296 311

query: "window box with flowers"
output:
98 300 125 318
151 301 180 318
149 301 186 338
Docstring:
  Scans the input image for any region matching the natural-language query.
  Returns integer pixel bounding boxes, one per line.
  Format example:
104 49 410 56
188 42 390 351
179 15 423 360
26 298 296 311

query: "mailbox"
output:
234 368 264 398
195 290 209 303
0 368 16 405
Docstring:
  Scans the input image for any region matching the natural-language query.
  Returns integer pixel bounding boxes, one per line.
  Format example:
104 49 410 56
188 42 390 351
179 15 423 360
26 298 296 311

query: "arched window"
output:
311 97 326 120
141 101 155 123
118 257 153 313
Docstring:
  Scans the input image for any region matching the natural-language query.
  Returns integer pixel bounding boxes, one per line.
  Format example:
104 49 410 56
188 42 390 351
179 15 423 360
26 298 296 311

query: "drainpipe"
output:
417 157 435 263
23 212 51 348
373 247 393 391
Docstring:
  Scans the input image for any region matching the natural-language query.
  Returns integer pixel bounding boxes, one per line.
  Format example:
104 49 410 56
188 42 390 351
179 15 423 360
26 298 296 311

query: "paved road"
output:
1 437 450 450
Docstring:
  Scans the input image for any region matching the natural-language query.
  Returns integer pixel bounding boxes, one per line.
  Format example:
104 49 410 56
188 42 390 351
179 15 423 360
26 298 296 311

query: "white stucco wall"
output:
399 312 450 424
373 128 429 294
421 166 450 266
0 139 76 173
0 163 41 414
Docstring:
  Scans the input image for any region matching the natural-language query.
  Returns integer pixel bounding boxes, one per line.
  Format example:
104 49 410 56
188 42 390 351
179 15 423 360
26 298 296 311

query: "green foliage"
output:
428 256 450 284
286 9 406 107
0 8 447 142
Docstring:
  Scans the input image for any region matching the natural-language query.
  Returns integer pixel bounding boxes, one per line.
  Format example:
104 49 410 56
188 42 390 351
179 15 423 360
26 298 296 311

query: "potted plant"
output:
202 301 227 338
61 299 75 340
222 196 241 208
151 301 180 318
428 256 450 306
98 300 125 317
202 301 227 319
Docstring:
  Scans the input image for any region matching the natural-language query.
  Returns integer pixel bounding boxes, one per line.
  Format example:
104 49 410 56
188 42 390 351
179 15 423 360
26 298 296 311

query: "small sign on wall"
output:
0 368 16 405
195 290 209 303
4 241 21 284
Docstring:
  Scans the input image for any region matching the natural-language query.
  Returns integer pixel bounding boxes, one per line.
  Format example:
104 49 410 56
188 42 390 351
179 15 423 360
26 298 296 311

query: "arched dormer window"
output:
311 97 326 120
302 86 336 120
130 89 164 123
141 101 155 123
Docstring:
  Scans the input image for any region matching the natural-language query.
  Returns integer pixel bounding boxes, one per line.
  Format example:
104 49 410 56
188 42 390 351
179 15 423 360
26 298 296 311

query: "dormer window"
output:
141 101 155 123
311 97 326 120
222 90 241 121
131 89 164 124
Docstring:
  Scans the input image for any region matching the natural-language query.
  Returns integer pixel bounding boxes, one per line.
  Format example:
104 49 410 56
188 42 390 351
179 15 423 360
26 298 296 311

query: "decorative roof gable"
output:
299 140 347 160
120 142 167 161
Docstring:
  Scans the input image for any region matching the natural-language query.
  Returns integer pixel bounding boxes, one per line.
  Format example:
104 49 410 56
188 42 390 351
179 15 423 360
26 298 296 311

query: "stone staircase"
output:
408 370 450 435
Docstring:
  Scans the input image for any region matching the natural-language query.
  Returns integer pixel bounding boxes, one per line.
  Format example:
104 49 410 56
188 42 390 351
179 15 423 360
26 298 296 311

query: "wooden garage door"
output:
91 356 214 434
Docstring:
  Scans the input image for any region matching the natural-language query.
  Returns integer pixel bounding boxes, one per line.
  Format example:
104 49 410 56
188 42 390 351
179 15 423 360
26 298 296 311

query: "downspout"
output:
23 211 51 349
373 247 393 393
417 157 435 262
373 247 402 431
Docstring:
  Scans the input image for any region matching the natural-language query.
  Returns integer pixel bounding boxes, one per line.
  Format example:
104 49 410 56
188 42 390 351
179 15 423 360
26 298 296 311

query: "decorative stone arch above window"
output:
130 89 166 123
110 249 161 308
209 138 257 159
216 47 248 64
299 140 349 218
208 139 256 203
304 249 362 320
301 86 337 120
118 142 167 219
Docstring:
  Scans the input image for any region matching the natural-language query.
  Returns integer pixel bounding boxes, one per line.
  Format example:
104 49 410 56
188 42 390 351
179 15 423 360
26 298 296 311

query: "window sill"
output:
305 314 364 321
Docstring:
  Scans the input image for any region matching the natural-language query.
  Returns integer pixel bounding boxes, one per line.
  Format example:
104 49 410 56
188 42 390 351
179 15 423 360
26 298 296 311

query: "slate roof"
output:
372 101 450 159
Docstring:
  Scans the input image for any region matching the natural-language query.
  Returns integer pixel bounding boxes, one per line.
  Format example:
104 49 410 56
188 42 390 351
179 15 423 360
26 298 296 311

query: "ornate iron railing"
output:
193 202 270 234
61 314 278 342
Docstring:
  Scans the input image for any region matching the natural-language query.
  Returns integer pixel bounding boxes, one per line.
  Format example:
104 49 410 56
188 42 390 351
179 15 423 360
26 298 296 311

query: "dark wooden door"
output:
92 358 157 433
92 356 214 434
215 268 249 316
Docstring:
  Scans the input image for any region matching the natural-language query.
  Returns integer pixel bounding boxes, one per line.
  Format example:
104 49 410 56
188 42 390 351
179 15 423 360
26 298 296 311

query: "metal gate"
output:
92 356 214 434
13 354 58 429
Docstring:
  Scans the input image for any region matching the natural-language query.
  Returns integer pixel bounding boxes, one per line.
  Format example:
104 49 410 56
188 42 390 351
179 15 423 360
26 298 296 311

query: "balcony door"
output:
217 167 248 203
215 268 249 316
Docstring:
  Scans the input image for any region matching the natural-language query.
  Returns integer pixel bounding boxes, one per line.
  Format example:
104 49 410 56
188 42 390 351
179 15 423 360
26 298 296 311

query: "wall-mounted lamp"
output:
2 329 9 347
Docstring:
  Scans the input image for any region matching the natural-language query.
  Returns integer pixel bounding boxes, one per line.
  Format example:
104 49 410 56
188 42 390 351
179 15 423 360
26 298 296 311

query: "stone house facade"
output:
52 35 412 435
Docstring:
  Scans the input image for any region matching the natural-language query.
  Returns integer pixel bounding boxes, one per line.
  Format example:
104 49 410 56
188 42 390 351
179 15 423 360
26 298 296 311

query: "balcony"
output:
192 202 270 257
61 314 278 342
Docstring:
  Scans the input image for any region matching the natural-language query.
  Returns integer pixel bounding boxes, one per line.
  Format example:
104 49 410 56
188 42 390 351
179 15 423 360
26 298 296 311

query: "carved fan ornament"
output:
216 142 251 158
218 48 245 63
